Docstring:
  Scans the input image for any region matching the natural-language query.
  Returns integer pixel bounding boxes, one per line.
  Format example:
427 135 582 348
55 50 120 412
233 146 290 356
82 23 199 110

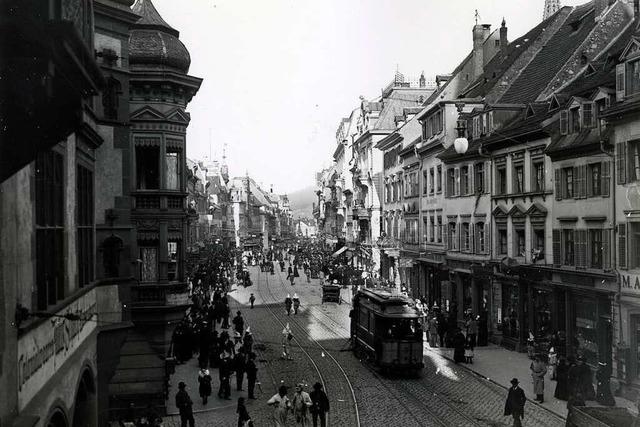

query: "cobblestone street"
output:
166 267 566 426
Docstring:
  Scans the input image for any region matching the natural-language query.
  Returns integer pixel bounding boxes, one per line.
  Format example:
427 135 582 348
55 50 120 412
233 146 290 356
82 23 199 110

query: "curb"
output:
424 346 567 421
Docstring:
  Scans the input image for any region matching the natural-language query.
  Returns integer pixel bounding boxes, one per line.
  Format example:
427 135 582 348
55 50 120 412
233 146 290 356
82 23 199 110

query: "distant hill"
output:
287 185 316 218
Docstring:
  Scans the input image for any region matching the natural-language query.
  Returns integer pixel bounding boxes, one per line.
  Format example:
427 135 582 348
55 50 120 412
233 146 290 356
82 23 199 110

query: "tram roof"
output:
357 288 421 317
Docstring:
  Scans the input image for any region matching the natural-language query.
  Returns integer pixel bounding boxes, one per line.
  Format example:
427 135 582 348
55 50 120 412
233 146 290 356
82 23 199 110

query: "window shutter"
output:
468 164 474 196
616 63 626 102
582 102 595 128
587 165 594 197
573 166 582 199
602 160 610 197
619 223 627 269
484 222 490 254
603 228 611 270
468 223 474 252
484 161 490 194
560 110 569 135
617 142 627 184
555 169 562 200
582 164 589 198
553 229 561 265
443 223 449 250
459 223 463 251
454 168 460 196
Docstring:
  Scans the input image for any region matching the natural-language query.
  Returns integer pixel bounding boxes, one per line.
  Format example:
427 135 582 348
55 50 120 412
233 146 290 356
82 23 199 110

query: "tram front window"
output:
384 319 421 340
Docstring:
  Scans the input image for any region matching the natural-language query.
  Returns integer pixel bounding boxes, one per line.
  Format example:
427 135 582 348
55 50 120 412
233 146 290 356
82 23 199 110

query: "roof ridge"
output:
132 0 179 37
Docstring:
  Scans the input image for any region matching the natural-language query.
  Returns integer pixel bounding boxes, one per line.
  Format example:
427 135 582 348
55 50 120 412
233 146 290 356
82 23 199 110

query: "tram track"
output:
257 267 361 427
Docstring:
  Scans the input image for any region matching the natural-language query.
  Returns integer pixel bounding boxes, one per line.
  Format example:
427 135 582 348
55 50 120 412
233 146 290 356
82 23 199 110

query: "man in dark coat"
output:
175 382 195 427
245 352 258 399
310 382 330 427
452 328 466 364
234 349 246 391
232 311 244 335
504 378 526 427
596 361 615 406
218 353 232 400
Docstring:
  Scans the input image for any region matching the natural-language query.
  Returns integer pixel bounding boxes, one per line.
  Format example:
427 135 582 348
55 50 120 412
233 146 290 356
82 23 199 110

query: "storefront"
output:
616 272 640 399
495 265 614 363
399 251 420 297
418 252 447 309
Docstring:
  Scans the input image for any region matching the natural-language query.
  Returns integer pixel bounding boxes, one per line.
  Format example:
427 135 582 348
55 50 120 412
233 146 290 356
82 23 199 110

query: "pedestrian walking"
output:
292 383 313 426
249 293 256 309
237 397 252 427
554 357 570 401
235 349 246 391
428 317 438 347
437 313 447 348
309 382 329 427
504 378 526 427
576 356 596 401
596 361 616 406
467 315 478 348
218 352 232 400
175 382 195 427
282 324 293 360
530 355 547 403
243 327 254 354
198 368 213 405
293 294 300 315
464 335 474 364
548 347 558 380
233 311 245 335
246 352 258 399
285 295 293 316
267 385 291 427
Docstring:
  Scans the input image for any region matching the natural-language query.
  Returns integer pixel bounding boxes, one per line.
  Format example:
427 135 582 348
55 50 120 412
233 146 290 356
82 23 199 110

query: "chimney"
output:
472 23 490 80
500 18 508 54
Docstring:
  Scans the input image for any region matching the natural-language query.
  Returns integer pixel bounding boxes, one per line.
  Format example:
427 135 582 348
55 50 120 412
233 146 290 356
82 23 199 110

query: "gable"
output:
493 205 508 218
508 204 526 218
130 106 164 121
166 108 191 124
620 37 640 61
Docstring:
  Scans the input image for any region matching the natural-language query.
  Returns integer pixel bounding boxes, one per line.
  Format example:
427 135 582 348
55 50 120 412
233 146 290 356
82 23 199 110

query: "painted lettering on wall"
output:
17 289 97 410
619 273 640 292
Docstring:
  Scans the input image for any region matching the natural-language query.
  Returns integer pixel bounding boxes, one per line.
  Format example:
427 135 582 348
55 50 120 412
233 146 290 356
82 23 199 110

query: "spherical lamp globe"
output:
454 137 469 154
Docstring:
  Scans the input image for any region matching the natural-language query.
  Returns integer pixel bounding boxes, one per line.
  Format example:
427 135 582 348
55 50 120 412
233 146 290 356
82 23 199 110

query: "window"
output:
627 58 640 97
498 229 508 255
36 150 65 310
448 222 458 250
563 229 575 266
461 222 470 251
513 163 524 194
446 168 456 197
422 170 428 195
628 222 640 269
423 216 429 242
589 163 601 196
136 146 160 189
460 166 470 196
437 215 443 243
564 167 574 198
629 141 640 183
77 165 94 287
476 222 485 253
532 228 545 259
532 160 544 192
569 107 580 134
436 165 442 193
515 229 526 257
590 229 603 269
429 168 435 194
429 214 435 243
496 164 507 195
475 162 484 193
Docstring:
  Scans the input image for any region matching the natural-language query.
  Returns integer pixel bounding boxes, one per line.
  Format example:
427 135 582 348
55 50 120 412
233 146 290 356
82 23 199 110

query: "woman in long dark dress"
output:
452 328 466 364
554 357 570 400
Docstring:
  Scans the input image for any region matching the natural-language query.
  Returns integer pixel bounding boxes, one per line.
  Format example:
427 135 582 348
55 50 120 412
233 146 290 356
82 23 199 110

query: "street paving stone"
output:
166 266 565 426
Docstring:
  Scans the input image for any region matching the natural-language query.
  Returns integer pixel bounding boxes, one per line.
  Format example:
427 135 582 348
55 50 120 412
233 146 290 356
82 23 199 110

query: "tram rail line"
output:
261 267 361 427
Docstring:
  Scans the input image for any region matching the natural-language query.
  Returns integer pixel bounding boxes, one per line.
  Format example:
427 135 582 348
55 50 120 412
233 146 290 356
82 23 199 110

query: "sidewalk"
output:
424 341 638 419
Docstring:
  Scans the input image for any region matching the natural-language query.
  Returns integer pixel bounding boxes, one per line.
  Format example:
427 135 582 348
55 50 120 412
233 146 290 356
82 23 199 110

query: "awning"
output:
332 246 348 257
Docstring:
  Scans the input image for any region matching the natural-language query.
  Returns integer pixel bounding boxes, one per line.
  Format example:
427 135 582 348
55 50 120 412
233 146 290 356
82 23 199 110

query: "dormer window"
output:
423 109 443 140
616 40 640 100
559 101 595 135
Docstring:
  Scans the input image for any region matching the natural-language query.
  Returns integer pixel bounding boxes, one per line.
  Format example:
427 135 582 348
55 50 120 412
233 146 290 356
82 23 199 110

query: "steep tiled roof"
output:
545 127 605 155
499 6 597 104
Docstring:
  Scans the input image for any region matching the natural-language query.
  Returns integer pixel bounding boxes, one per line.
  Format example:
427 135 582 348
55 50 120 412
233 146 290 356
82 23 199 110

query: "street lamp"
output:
454 118 469 155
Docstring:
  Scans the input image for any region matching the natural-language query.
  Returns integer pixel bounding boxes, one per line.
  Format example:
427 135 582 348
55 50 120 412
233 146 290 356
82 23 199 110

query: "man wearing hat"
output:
175 381 195 427
309 382 329 427
504 378 526 427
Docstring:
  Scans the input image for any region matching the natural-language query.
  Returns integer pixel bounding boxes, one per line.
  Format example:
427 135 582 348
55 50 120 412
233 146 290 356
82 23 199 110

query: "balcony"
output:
133 191 187 211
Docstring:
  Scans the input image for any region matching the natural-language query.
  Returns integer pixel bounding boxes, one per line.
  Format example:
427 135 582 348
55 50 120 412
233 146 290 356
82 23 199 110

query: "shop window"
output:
496 164 507 195
513 163 524 194
502 285 520 339
532 160 545 192
166 150 180 190
563 229 575 266
436 165 442 193
514 228 526 257
498 228 507 255
136 146 160 189
533 289 552 339
573 295 599 365
140 246 158 282
35 149 65 310
77 165 94 287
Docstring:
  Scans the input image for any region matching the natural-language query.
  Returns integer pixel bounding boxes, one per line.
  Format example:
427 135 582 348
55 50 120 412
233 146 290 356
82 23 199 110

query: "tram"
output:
351 288 424 375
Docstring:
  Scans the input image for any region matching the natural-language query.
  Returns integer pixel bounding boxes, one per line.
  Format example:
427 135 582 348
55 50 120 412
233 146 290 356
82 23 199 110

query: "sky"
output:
150 0 587 194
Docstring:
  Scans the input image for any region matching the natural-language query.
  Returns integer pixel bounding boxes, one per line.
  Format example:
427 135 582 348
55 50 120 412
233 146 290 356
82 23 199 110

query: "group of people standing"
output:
267 382 330 427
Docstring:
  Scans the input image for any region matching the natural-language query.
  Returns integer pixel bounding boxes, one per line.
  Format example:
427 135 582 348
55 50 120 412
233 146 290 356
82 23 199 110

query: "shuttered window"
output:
616 63 626 101
575 229 588 268
454 168 460 196
555 169 562 200
619 223 627 269
553 229 561 265
617 142 627 184
560 110 569 135
582 102 595 128
603 228 611 270
602 160 610 197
